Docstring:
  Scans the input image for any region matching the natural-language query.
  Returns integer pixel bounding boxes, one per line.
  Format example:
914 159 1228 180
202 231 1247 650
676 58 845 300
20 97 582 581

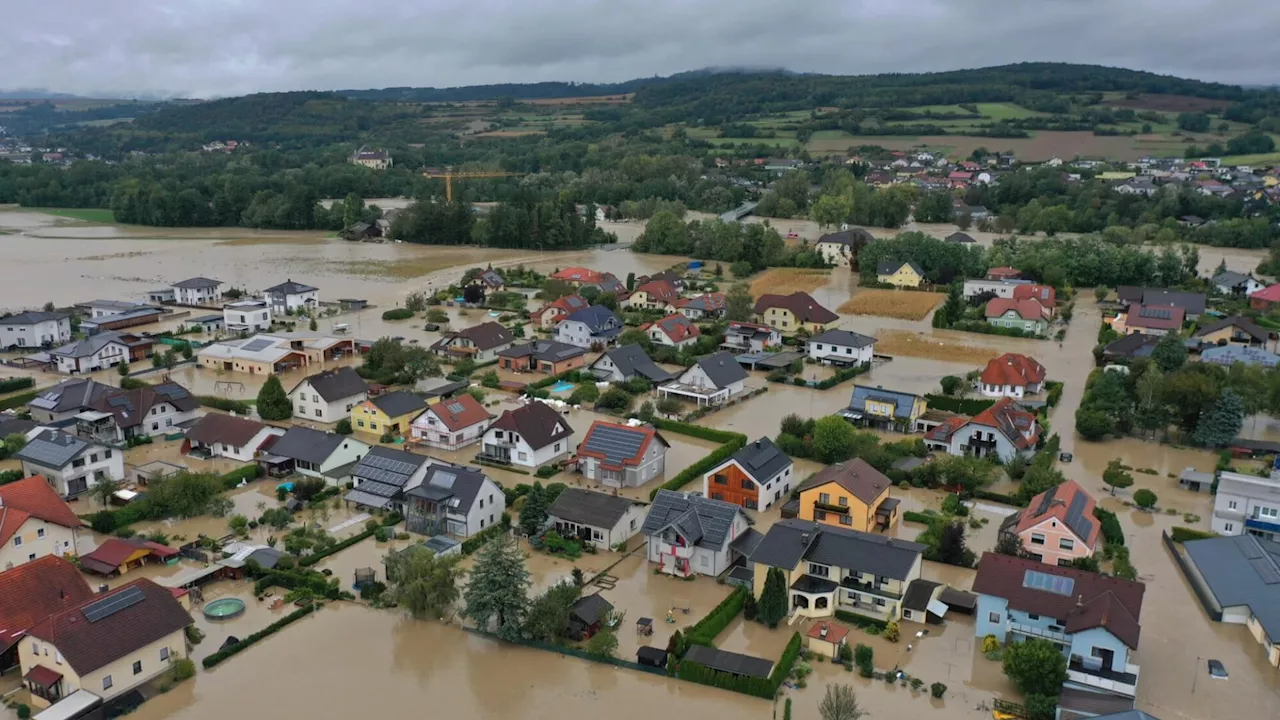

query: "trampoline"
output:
550 381 575 393
203 598 247 620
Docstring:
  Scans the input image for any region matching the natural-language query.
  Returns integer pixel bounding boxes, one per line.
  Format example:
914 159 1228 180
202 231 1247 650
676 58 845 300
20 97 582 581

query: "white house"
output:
721 321 782 353
404 464 506 538
547 488 648 551
478 401 573 469
266 426 371 485
641 490 758 578
410 393 494 451
658 351 748 407
171 277 224 305
182 413 285 463
1211 471 1280 540
646 314 701 348
223 299 272 333
806 329 876 366
0 311 72 350
14 430 125 498
962 278 1033 299
1212 270 1267 298
555 306 623 349
263 280 319 315
576 421 669 489
288 366 368 423
0 476 83 567
52 333 134 374
978 353 1046 399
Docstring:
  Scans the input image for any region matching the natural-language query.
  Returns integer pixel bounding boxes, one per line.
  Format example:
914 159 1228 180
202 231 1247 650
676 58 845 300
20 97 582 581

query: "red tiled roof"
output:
0 476 82 548
79 537 167 572
632 280 680 305
1250 284 1280 303
753 291 838 324
806 621 850 645
25 664 63 687
551 267 602 284
1011 284 1057 308
649 314 701 343
184 412 270 447
798 458 890 506
1011 479 1101 548
986 267 1022 280
970 397 1039 449
972 552 1145 649
423 393 493 432
985 298 1047 322
1123 303 1184 330
0 556 94 655
924 416 968 443
980 353 1046 389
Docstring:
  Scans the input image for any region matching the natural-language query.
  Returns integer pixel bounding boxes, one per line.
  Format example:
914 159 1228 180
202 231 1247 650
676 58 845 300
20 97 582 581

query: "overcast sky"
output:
2 0 1274 98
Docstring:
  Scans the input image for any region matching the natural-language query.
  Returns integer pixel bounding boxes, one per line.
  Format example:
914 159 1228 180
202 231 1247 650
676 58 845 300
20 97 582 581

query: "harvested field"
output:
806 131 1177 161
527 94 633 105
1104 93 1231 113
749 268 831 297
875 330 999 365
840 289 941 320
471 130 545 138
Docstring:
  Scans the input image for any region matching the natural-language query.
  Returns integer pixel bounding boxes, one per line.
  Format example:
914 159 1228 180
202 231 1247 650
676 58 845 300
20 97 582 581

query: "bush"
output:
481 371 500 389
198 395 252 414
1170 526 1216 543
834 609 889 631
0 391 38 411
0 376 35 393
16 704 30 720
1133 488 1158 509
335 418 353 435
202 605 316 668
685 586 747 648
1094 507 1124 546
981 634 1000 653
461 519 509 555
381 308 414 321
299 513 401 566
595 387 633 413
535 464 559 479
903 510 939 524
883 621 900 642
169 657 196 681
930 681 947 699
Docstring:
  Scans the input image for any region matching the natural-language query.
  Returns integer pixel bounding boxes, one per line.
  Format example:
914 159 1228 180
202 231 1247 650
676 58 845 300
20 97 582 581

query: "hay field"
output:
749 269 830 296
875 330 999 365
840 289 941 320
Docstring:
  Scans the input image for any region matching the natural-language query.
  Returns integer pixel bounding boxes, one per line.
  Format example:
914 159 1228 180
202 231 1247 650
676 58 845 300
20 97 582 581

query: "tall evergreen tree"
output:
758 567 789 628
1193 388 1245 448
463 533 531 639
255 374 293 420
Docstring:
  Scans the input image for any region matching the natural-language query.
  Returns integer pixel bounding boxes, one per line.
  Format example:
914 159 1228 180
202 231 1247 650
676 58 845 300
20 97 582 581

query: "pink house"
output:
998 479 1100 566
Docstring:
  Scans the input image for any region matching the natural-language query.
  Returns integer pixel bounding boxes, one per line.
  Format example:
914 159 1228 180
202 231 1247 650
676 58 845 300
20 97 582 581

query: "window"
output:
819 492 830 504
1260 507 1279 519
12 536 21 547
875 597 886 606
1228 500 1238 509
1058 538 1074 551
592 530 604 541
72 459 85 468
839 515 852 526
103 675 113 691
479 498 484 509
554 442 562 453
1027 614 1040 621
358 420 365 428
838 497 848 507
133 660 143 675
37 528 45 538
713 474 728 485
808 563 829 577
1030 533 1046 545
313 394 320 403
740 478 752 490
90 453 98 463
815 510 827 521
518 452 528 461
1224 523 1234 532
989 612 1001 624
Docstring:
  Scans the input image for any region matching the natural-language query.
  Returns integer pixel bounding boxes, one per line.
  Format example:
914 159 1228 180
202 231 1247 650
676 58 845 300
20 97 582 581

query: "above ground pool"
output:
550 381 575 393
203 597 247 620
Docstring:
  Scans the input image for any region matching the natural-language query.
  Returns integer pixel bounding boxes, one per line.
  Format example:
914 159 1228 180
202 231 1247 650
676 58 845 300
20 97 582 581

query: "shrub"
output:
981 634 1000 654
16 704 30 720
595 387 633 412
0 376 35 393
169 658 196 681
834 610 889 632
535 465 559 479
924 394 995 415
1170 526 1216 543
685 586 747 648
381 308 414 321
202 605 316 668
1133 488 1158 509
883 621 900 643
481 371 500 388
930 681 947 698
335 418 353 435
1094 507 1125 546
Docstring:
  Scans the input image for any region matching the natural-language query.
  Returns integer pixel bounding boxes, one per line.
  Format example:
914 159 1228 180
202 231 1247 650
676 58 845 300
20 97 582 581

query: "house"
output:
703 437 793 511
815 229 875 267
973 553 1145 702
753 292 839 336
468 270 505 292
979 353 1046 399
946 232 976 244
497 340 586 375
479 401 573 469
924 397 1039 463
844 385 927 431
431 321 514 362
622 280 680 310
576 421 669 489
1210 470 1280 540
795 459 898 532
1101 333 1162 362
15 431 124 498
1178 467 1216 493
806 621 851 660
170 277 224 305
1212 270 1266 297
963 278 1033 300
263 279 319 315
589 344 677 384
344 446 432 513
197 333 357 375
16 578 191 709
0 477 84 568
265 426 370 485
52 332 152 374
985 298 1050 335
1181 534 1280 667
547 488 648 550
350 147 392 170
76 537 178 577
641 490 758 578
530 295 590 330
351 391 427 437
1115 287 1205 319
721 321 782 354
1012 284 1057 313
567 594 614 640
986 267 1023 281
181 413 284 462
556 305 623 348
1199 345 1280 368
640 270 685 293
806 329 876 366
0 557 94 673
998 480 1101 566
550 267 624 294
1193 316 1272 349
410 393 494 451
749 519 926 622
646 314 701 348
1250 283 1280 311
658 351 748 406
1114 304 1184 336
78 382 200 442
288 366 369 423
876 260 925 288
403 464 505 537
28 379 115 423
0 311 72 350
670 293 726 320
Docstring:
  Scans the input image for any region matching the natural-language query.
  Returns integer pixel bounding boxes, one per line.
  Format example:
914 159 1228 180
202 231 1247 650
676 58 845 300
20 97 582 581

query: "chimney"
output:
801 532 810 546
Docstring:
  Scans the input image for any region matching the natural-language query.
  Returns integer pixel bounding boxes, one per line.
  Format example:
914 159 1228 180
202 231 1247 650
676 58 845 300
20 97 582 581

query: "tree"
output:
724 283 754 322
586 620 620 658
811 194 853 229
1133 488 1158 510
522 580 581 642
994 532 1026 558
463 533 530 637
309 316 318 331
934 521 972 567
519 483 549 537
758 567 789 628
818 684 867 720
386 545 464 620
228 514 249 537
811 416 857 464
656 397 683 417
1003 637 1067 697
940 375 963 396
90 476 121 509
626 272 636 291
335 418 353 435
3 433 28 456
1133 366 1168 437
1193 388 1244 448
117 361 130 377
1102 459 1134 496
1151 333 1187 372
1075 408 1114 441
255 375 293 421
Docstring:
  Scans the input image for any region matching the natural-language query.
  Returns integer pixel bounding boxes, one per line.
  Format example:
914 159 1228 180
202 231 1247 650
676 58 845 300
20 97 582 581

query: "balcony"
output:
1008 620 1068 644
1245 515 1280 534
839 577 902 601
1067 658 1140 698
813 501 850 515
659 541 693 559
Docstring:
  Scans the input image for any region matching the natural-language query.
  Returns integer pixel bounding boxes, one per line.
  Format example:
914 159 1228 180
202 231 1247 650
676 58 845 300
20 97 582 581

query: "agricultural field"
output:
839 289 941 320
874 329 999 365
25 207 117 223
1101 92 1232 113
748 268 831 296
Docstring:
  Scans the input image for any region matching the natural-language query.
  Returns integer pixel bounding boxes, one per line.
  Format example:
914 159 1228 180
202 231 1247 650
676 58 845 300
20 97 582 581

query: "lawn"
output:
839 289 941 320
1215 150 1280 166
974 102 1043 120
24 207 117 223
707 137 799 148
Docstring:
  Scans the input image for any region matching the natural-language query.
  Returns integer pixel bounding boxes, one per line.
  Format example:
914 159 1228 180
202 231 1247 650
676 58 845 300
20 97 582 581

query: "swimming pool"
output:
203 598 246 620
550 381 575 393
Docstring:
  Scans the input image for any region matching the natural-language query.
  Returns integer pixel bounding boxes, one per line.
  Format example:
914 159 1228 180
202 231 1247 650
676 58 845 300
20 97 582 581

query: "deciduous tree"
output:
1102 459 1134 496
1003 638 1067 697
819 684 867 720
386 545 464 620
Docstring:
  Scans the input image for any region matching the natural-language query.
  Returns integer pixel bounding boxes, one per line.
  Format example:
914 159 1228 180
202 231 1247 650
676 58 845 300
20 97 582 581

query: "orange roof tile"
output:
980 353 1046 388
0 476 82 547
0 556 94 655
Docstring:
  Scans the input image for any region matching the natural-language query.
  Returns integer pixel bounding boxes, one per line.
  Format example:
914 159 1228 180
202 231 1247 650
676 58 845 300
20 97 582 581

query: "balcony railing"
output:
813 502 850 515
660 541 693 559
840 577 902 600
1008 620 1068 643
1067 659 1140 698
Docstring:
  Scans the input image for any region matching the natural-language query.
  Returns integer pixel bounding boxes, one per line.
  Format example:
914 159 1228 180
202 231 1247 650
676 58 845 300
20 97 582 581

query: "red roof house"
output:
986 267 1023 281
575 421 669 487
530 294 590 328
998 479 1101 564
1012 284 1057 309
1121 303 1185 334
0 476 83 556
1250 283 1280 310
985 298 1050 322
78 537 178 577
979 353 1046 398
644 314 701 347
0 556 94 660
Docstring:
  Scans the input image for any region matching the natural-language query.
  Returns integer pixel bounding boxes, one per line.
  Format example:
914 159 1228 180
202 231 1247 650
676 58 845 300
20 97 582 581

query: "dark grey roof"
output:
547 488 643 529
808 329 877 349
876 260 924 276
692 352 748 388
370 390 426 418
849 385 922 418
269 426 352 465
1103 333 1161 359
564 305 622 335
0 417 37 437
903 579 942 612
1193 316 1270 344
1184 534 1280 641
594 344 676 382
418 379 471 399
497 340 586 362
405 464 490 513
946 232 976 243
1212 270 1252 288
749 519 925 580
570 594 614 626
351 446 429 488
816 228 874 246
29 379 112 413
1087 712 1160 720
172 277 222 289
489 401 572 450
721 437 792 483
53 332 133 359
730 527 764 556
264 279 318 295
14 429 92 469
296 366 368 402
641 490 745 550
0 311 69 325
446 321 514 351
682 645 773 679
1117 287 1206 315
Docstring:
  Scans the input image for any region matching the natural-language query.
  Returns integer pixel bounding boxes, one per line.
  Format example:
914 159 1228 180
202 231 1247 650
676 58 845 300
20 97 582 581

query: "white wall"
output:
0 318 72 349
808 341 873 365
136 402 199 437
56 342 128 374
224 304 272 331
461 478 507 536
175 284 223 305
556 320 596 348
290 380 366 423
963 280 1018 299
22 445 125 497
202 427 286 462
269 290 319 314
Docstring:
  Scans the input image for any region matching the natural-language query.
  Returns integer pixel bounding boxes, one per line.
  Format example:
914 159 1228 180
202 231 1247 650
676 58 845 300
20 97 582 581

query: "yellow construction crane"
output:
421 166 523 202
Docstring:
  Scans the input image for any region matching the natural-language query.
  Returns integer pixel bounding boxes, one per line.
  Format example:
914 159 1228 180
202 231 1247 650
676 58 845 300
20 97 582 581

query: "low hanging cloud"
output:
2 0 1273 98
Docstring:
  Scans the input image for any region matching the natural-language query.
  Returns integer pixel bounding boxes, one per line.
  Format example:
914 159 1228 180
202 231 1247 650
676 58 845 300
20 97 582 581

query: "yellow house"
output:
0 476 82 569
18 579 192 709
750 518 924 623
875 260 924 288
351 390 427 437
796 459 899 532
752 291 840 336
848 385 927 431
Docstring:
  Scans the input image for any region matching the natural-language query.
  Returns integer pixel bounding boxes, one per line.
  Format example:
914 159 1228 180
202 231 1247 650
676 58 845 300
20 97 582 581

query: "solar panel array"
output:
748 444 780 471
583 424 647 466
83 585 145 623
356 452 420 487
1063 492 1094 544
1022 569 1076 596
358 480 399 498
1138 306 1173 319
241 338 275 352
446 402 465 415
162 385 190 400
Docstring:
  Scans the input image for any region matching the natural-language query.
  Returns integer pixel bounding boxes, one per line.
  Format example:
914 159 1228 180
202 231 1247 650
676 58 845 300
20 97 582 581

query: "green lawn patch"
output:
24 207 117 223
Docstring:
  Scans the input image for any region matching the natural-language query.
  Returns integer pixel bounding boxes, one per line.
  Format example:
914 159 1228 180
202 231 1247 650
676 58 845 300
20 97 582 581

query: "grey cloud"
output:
1 0 1274 98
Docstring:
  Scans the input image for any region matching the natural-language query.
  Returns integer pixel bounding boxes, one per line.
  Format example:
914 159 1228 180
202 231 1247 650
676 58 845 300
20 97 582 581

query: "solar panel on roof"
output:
1022 569 1075 596
749 445 779 469
446 402 465 414
1139 307 1172 319
363 454 418 475
357 481 399 497
241 338 275 352
434 471 457 489
83 585 145 623
584 425 647 466
1063 492 1093 542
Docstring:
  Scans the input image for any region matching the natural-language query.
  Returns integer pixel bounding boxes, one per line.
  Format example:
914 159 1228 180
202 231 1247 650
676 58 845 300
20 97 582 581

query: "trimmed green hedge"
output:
0 391 38 412
834 610 889 632
220 464 264 490
678 659 777 698
0 469 25 486
972 489 1025 507
1170 526 1216 543
462 516 511 554
686 586 747 648
202 604 315 668
924 394 995 415
649 435 747 500
902 510 938 525
811 362 869 390
119 376 153 390
381 308 414 321
198 395 252 414
299 513 402 566
1093 507 1124 547
0 377 35 393
648 417 742 444
769 632 803 691
1045 381 1065 408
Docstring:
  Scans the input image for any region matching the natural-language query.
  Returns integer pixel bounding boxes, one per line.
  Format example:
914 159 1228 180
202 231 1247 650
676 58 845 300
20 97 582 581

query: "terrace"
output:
657 381 731 407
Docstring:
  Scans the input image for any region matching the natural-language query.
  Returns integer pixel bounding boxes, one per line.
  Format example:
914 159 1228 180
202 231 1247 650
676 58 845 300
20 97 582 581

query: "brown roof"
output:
648 314 700 343
799 458 890 506
0 556 94 655
631 280 680 305
980 353 1046 388
183 412 271 447
969 397 1039 449
972 552 1145 649
87 382 198 429
0 476 83 548
985 297 1047 321
490 401 573 450
1124 303 1185 331
423 393 493 432
25 578 193 675
805 621 850 646
753 292 838 324
447 321 514 350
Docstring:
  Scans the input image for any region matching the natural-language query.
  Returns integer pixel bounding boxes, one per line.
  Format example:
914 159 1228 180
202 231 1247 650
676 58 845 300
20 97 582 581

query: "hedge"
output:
902 510 938 525
648 417 742 444
198 395 252 414
119 376 153 390
649 435 746 500
0 377 35 393
1044 381 1065 408
299 513 402 566
462 516 511 554
810 362 869 391
0 469 25 485
972 489 1025 507
381 308 415 321
87 465 269 533
220 464 264 490
678 659 777 699
1093 507 1124 547
1170 526 1217 543
834 610 889 632
686 585 747 648
769 632 803 691
0 391 38 412
202 604 316 668
924 394 995 415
